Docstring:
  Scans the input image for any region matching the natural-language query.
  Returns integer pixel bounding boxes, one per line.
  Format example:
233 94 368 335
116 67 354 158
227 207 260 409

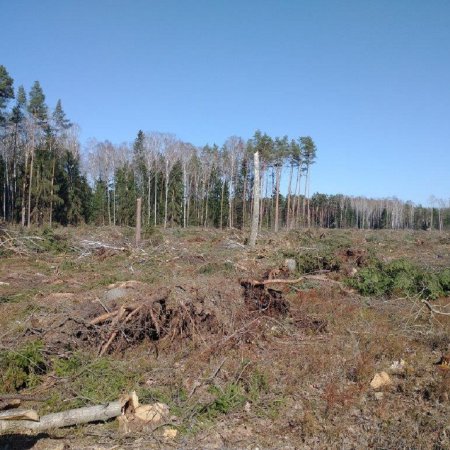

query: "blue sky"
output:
1 0 449 205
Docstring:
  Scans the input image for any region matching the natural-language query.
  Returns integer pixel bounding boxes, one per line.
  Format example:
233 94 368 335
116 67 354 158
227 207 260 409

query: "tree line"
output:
1 66 449 231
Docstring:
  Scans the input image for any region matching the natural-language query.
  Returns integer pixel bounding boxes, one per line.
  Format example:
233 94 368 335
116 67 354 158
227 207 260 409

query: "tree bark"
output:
249 151 260 247
49 153 55 227
135 197 142 246
286 162 293 229
274 164 281 232
27 147 34 228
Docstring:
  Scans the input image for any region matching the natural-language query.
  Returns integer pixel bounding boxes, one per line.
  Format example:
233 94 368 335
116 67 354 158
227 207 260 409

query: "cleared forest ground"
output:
0 226 449 449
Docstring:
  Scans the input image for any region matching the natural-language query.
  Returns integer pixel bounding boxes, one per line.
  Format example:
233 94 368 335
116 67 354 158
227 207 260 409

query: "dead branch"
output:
148 307 161 336
241 275 351 292
79 240 126 251
421 299 450 316
89 311 118 325
99 305 127 356
262 275 344 285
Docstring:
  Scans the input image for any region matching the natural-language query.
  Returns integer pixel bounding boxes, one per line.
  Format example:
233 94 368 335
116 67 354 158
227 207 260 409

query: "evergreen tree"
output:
115 163 136 226
0 65 14 121
10 86 26 125
300 136 317 227
28 81 47 123
53 99 71 132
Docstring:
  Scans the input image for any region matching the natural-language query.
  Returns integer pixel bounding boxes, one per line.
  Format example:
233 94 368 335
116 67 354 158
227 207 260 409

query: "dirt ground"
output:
0 226 449 449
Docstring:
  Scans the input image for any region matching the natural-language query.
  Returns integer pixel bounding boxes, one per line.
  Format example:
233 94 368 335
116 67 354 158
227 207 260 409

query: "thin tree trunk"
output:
147 171 152 225
164 165 169 229
2 156 6 221
293 164 301 227
135 198 141 246
154 172 157 226
112 169 116 226
220 178 225 229
242 165 247 228
249 151 260 247
274 164 281 232
27 148 34 228
107 179 111 226
49 152 55 227
21 150 28 227
183 164 187 228
204 185 209 228
228 163 234 229
306 166 311 228
286 163 293 229
259 167 265 231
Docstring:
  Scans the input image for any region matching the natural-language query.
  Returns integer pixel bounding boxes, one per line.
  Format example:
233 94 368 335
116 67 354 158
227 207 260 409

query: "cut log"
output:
0 396 130 433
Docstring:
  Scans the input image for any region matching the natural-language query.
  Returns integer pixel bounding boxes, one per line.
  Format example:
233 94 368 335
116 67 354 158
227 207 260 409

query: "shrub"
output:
348 258 447 300
0 340 46 392
439 268 450 293
203 383 246 418
285 250 340 274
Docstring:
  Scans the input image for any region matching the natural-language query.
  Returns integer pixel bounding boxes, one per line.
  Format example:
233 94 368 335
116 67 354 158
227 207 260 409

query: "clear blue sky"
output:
1 0 449 205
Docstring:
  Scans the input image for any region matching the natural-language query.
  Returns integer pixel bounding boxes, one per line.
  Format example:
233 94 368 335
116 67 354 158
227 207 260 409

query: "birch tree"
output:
249 150 260 247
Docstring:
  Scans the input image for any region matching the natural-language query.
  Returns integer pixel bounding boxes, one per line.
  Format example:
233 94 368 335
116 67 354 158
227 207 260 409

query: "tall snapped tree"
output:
249 149 260 247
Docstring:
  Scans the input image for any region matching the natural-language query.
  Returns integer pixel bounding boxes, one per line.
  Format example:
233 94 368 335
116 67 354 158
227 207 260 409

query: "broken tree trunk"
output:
249 151 260 248
0 396 130 433
0 408 39 422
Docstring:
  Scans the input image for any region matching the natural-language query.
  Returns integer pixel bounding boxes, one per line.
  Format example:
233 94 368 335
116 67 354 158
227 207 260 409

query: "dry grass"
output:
0 226 449 449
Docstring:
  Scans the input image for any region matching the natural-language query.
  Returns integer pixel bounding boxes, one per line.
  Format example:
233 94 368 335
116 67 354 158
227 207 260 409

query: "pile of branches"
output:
36 287 219 355
0 229 47 256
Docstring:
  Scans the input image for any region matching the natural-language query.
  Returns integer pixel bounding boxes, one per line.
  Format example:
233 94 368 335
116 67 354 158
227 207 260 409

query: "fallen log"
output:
241 275 349 288
0 395 131 433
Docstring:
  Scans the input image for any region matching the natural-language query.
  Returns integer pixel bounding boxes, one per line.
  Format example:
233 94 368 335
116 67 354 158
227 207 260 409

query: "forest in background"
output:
1 66 449 231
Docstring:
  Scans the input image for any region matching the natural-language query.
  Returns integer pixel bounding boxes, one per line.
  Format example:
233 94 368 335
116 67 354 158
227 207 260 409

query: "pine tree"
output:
300 137 317 227
0 65 14 121
25 81 48 226
28 81 47 123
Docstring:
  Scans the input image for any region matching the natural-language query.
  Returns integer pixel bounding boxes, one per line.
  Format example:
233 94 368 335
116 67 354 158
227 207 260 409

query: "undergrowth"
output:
0 340 46 392
51 353 139 408
348 259 450 299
